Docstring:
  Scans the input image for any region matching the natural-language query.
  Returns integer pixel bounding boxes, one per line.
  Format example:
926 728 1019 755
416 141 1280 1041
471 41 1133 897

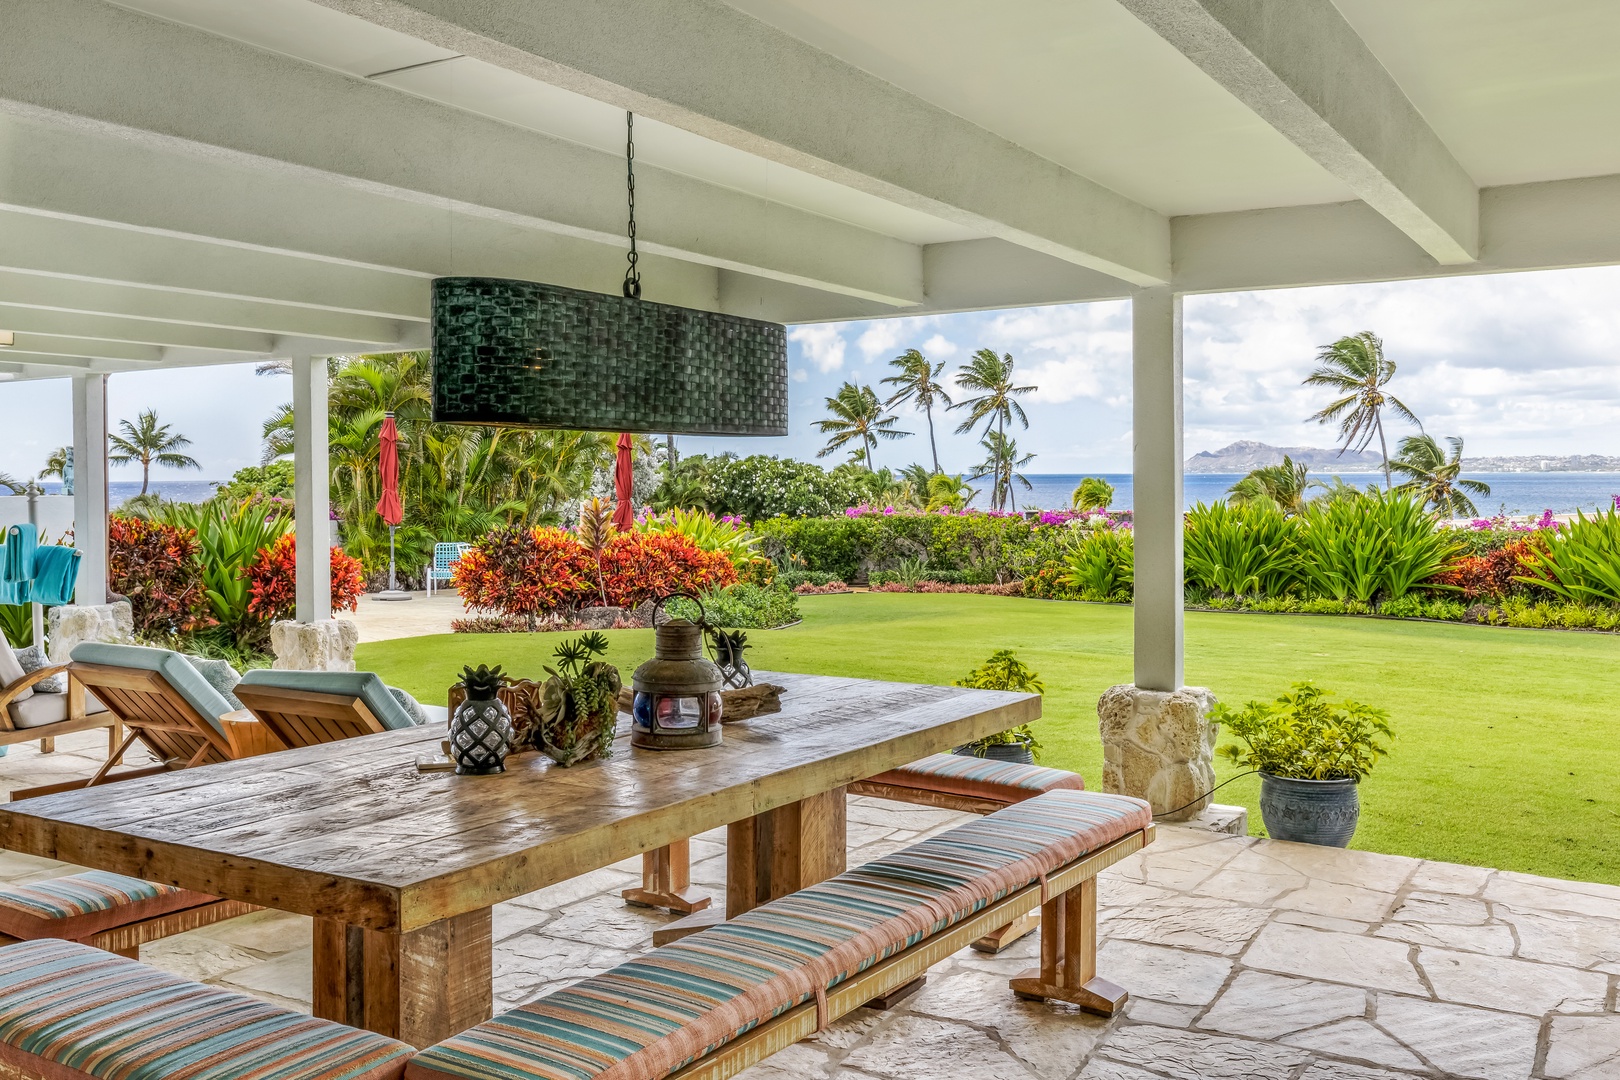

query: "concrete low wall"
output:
0 495 76 544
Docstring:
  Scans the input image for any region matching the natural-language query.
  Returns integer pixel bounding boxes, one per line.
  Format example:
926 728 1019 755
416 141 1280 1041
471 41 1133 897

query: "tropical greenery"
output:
1392 434 1491 518
882 349 952 473
953 649 1044 758
949 349 1035 510
1228 456 1311 515
969 430 1035 512
1304 331 1420 489
1213 682 1394 781
108 409 201 496
1070 477 1114 512
813 381 910 470
358 594 1620 883
667 583 800 630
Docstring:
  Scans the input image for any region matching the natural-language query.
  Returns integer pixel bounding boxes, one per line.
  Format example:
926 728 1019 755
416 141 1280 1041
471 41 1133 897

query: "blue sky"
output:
5 263 1620 483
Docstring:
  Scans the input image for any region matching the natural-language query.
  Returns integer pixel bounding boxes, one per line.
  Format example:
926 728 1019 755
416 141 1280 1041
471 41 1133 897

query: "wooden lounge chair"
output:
0 629 120 758
10 643 276 800
235 669 429 748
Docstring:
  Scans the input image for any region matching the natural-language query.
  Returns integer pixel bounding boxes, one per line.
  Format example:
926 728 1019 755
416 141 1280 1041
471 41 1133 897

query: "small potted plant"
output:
952 649 1044 764
534 632 622 767
1213 682 1393 847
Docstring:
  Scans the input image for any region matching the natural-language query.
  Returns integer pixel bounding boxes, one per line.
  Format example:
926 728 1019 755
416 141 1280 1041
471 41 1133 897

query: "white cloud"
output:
790 368 809 383
921 333 958 358
787 325 847 373
856 321 903 362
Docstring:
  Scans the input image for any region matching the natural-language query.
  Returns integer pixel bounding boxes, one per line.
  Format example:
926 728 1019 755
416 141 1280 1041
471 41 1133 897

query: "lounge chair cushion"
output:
185 654 246 711
6 691 107 730
0 631 30 704
237 669 422 731
0 871 215 940
0 939 412 1080
70 642 233 735
408 790 1151 1080
868 752 1085 805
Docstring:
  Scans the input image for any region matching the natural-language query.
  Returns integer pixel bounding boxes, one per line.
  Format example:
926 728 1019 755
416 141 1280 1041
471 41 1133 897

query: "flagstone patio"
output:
3 733 1615 1080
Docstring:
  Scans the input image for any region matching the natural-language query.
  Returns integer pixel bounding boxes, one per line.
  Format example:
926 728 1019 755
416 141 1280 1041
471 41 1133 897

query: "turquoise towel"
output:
2 525 37 583
29 545 81 607
0 580 28 606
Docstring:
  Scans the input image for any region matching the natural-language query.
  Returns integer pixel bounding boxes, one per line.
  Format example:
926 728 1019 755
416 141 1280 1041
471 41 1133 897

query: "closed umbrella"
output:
613 433 636 531
376 412 410 601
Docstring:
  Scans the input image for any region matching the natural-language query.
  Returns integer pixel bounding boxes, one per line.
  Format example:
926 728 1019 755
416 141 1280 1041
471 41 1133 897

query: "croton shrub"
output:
452 526 737 624
108 516 209 638
247 533 366 623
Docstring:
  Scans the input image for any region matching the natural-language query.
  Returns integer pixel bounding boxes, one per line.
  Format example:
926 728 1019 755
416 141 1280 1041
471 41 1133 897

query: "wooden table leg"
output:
622 841 712 914
652 787 847 947
314 908 493 1048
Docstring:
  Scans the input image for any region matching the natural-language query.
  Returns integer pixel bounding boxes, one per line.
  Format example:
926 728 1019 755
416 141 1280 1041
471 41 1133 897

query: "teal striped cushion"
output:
0 940 412 1080
873 752 1085 803
0 871 214 941
408 790 1150 1080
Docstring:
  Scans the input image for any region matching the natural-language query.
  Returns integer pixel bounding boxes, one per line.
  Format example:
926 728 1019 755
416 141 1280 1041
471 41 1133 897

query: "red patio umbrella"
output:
376 412 410 600
613 432 636 531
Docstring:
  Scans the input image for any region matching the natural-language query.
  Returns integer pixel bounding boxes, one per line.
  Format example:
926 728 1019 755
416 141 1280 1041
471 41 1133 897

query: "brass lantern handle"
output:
651 591 708 629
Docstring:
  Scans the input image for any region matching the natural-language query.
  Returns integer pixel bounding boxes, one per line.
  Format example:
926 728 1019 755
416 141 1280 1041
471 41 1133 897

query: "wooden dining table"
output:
0 671 1037 1048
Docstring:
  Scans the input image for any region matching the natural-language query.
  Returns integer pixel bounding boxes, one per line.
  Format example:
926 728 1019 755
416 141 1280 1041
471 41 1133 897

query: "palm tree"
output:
0 473 24 495
970 430 1035 511
1391 434 1491 518
37 447 70 483
881 349 952 473
1304 331 1421 490
107 409 201 495
814 382 909 472
1228 456 1311 516
1071 477 1114 512
950 349 1035 448
924 473 975 512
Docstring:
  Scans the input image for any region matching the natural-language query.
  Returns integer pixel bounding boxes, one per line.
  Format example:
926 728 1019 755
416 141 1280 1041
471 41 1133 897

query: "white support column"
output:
292 354 331 624
70 374 109 606
1132 287 1183 692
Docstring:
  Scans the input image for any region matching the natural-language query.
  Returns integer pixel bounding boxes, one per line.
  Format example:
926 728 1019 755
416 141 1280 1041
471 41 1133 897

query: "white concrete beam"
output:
3 335 162 365
0 271 413 346
292 356 331 624
304 0 1171 286
1117 0 1478 265
0 0 922 307
1132 287 1183 693
0 306 274 354
0 210 428 320
1173 173 1620 293
71 374 109 606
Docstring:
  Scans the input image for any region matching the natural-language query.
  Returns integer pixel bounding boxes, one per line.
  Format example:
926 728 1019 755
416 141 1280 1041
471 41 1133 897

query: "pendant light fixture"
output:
431 113 788 435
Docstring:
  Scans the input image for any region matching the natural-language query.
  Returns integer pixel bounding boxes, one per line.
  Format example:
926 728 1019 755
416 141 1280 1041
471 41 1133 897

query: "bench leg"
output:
1009 877 1126 1016
622 841 711 914
971 909 1040 954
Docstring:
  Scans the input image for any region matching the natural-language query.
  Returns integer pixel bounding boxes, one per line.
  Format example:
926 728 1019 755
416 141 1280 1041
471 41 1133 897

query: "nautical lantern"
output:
631 596 723 751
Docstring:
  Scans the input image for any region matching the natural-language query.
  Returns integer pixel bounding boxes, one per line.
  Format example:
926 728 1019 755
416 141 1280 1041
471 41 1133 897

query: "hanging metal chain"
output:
623 111 642 300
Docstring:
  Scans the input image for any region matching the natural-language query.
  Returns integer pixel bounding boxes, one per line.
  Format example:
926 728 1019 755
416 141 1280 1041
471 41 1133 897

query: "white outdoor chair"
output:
425 542 470 597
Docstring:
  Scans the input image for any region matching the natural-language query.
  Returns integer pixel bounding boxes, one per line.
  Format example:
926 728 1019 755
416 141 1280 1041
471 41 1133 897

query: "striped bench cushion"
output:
0 871 216 941
0 939 412 1080
867 752 1084 805
409 790 1150 1080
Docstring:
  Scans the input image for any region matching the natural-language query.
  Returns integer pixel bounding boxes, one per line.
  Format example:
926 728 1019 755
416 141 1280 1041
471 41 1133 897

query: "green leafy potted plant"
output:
952 649 1043 764
534 632 622 767
1213 682 1393 847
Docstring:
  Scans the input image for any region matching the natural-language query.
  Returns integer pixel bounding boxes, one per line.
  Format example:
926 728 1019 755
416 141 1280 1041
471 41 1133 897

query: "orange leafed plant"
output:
246 533 365 623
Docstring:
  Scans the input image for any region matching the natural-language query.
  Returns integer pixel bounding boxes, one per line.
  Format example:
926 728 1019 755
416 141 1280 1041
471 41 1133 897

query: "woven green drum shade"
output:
431 277 788 435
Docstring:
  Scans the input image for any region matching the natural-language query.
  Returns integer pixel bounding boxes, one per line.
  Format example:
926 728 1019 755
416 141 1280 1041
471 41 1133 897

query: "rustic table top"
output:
0 672 1037 933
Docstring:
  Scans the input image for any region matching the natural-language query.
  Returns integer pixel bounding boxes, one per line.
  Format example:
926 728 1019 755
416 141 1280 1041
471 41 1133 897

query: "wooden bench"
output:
0 871 258 959
0 790 1153 1080
0 939 412 1080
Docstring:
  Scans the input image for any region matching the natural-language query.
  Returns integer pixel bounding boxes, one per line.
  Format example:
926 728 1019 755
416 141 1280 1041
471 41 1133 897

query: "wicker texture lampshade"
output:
431 277 788 435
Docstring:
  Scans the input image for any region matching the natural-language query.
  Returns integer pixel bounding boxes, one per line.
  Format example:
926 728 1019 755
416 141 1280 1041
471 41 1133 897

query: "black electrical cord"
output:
1152 769 1259 821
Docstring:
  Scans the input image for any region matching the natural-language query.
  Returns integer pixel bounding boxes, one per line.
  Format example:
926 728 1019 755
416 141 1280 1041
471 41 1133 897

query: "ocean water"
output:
35 480 224 508
1001 473 1620 516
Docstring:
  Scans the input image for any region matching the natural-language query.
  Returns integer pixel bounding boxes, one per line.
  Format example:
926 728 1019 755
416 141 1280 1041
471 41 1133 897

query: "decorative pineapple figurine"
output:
449 664 514 775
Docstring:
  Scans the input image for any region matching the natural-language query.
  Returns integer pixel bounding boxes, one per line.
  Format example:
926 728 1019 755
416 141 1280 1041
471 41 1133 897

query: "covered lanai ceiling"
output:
3 0 1620 381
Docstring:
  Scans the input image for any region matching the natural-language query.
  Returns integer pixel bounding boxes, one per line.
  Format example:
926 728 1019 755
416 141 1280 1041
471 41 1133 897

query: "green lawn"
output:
358 594 1620 886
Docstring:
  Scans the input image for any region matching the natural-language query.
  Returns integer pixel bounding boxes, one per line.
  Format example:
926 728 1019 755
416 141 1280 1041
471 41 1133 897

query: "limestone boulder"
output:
46 602 134 664
270 619 360 672
1098 683 1218 822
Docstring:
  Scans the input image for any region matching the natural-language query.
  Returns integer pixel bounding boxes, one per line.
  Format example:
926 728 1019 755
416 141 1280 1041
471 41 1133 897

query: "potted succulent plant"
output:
535 632 622 767
1213 682 1394 847
952 649 1044 764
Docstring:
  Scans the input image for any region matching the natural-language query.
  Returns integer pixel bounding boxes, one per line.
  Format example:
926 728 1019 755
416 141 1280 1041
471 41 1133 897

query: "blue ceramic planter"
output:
1259 774 1360 847
953 740 1035 765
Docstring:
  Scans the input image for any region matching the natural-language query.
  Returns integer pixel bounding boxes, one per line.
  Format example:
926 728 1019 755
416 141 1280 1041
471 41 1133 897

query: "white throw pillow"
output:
0 629 32 702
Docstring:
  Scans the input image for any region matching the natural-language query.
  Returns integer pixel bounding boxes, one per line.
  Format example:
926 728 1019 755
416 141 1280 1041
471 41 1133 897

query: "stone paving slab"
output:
3 730 1617 1079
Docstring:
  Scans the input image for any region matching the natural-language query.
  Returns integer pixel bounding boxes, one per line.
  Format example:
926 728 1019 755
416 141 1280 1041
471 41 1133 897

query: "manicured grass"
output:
358 594 1620 885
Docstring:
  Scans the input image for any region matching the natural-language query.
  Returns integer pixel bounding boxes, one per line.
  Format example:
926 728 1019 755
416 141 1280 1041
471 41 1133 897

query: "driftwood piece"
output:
616 682 786 722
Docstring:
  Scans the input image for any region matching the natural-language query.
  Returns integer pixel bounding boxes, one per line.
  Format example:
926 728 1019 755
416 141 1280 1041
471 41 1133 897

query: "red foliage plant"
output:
108 515 208 638
246 533 366 623
1429 538 1546 601
599 531 737 608
452 526 596 628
